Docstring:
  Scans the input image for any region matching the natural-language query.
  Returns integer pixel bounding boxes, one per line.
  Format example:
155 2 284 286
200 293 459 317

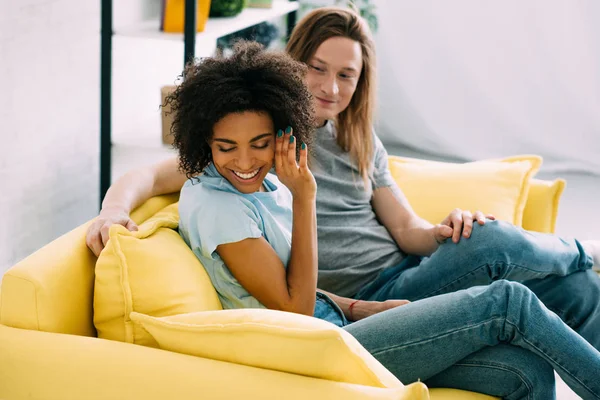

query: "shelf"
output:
110 0 301 183
115 1 299 44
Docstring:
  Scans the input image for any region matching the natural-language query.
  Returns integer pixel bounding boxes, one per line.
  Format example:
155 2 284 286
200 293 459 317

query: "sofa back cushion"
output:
94 203 222 346
388 155 545 227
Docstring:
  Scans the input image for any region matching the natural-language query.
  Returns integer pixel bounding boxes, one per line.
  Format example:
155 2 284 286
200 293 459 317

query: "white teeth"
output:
233 168 260 180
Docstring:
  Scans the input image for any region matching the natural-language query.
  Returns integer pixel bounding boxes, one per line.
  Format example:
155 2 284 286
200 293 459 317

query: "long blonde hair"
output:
286 7 376 182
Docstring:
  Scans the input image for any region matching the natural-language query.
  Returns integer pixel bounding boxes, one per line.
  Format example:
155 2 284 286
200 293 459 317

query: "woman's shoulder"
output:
264 172 293 203
180 178 254 217
181 177 224 201
264 171 283 190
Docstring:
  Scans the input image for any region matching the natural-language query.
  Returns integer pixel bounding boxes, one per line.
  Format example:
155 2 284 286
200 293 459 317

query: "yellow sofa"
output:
0 156 564 400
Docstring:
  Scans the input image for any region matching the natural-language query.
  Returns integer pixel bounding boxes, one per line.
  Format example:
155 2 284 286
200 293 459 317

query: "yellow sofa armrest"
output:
0 324 427 400
0 221 97 335
0 194 180 336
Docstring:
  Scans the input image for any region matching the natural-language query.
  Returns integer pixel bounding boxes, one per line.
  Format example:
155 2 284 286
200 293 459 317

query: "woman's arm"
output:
218 131 318 315
317 289 409 322
217 196 317 315
86 156 187 256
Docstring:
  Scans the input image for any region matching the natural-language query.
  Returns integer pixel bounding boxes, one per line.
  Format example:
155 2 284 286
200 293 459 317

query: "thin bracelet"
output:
348 300 360 321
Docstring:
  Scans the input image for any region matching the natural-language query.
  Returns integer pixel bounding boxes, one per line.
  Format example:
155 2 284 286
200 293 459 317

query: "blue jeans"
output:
345 280 600 400
350 220 600 399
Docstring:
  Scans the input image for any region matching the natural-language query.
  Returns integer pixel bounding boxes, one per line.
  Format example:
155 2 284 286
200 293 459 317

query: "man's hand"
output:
434 209 496 244
86 207 138 257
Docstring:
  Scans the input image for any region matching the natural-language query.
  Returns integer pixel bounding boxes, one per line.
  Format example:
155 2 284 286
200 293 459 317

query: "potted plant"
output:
210 0 247 17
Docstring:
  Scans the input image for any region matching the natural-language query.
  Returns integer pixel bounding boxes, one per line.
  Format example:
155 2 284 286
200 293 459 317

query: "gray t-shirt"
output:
313 121 405 297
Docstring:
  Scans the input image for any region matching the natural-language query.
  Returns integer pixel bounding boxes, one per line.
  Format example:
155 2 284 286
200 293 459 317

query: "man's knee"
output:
487 280 533 310
458 220 533 262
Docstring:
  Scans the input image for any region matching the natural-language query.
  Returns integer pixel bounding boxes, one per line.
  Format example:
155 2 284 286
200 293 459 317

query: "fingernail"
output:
285 126 292 134
289 135 294 143
301 142 306 150
277 129 283 137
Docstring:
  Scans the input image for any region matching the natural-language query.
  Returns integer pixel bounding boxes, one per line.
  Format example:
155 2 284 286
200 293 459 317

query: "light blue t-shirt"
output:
178 163 293 310
179 163 348 327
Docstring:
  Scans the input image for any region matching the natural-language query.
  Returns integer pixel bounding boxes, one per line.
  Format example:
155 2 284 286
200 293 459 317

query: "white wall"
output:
113 0 161 29
0 0 101 274
375 0 600 175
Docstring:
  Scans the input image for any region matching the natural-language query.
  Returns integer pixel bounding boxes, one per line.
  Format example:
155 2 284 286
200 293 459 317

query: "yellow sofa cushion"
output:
94 203 222 347
520 178 565 234
388 155 542 227
130 310 427 398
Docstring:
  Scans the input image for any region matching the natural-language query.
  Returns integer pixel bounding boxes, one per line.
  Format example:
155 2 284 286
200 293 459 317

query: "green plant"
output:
210 0 247 17
299 0 378 33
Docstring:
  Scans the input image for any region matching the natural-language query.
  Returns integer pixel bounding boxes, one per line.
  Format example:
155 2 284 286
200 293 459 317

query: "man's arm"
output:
86 156 187 256
101 156 186 213
371 186 441 257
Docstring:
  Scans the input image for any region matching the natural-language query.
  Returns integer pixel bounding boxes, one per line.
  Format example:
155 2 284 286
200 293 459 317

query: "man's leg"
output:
524 270 600 349
425 345 556 400
355 220 600 348
345 281 600 399
357 220 592 298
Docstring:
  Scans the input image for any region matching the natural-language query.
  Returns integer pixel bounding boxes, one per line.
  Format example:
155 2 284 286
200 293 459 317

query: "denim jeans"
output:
314 291 349 327
345 280 600 400
355 220 600 348
349 220 600 399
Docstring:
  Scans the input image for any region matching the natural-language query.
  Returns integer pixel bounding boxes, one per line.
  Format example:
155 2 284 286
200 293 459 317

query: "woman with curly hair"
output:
89 8 600 399
172 41 322 316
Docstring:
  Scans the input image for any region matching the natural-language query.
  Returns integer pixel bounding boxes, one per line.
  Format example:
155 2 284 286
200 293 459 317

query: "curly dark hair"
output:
164 41 315 178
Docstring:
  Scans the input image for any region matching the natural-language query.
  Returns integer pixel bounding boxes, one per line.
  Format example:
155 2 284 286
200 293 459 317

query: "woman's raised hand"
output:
275 126 316 201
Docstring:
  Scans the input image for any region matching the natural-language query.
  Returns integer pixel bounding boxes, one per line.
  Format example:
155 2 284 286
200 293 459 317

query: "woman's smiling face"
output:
210 111 276 194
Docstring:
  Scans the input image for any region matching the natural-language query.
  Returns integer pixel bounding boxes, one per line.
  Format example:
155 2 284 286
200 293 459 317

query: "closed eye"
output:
253 142 270 149
309 65 325 72
218 147 236 153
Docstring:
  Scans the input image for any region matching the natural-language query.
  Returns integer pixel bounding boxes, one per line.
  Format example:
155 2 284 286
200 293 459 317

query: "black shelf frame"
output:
100 0 298 205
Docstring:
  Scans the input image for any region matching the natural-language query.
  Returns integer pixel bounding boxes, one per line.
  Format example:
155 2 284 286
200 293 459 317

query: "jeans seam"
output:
368 316 500 355
420 261 545 299
444 362 534 400
505 319 600 399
